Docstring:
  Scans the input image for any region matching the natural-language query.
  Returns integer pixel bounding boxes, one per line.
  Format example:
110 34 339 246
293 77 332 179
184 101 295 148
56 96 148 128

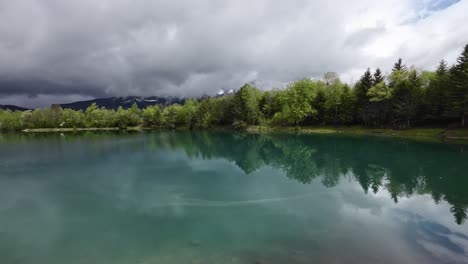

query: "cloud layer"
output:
0 0 467 107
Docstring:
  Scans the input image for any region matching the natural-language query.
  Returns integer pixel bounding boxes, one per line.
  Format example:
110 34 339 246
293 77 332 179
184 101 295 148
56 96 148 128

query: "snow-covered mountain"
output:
215 89 235 97
2 82 284 111
59 96 186 110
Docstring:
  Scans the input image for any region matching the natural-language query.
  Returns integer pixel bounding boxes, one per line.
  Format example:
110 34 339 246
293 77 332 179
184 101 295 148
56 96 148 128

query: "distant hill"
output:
0 104 30 111
59 96 186 110
1 90 237 112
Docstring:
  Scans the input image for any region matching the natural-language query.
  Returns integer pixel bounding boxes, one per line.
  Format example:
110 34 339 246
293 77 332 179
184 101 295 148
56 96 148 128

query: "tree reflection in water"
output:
146 131 468 225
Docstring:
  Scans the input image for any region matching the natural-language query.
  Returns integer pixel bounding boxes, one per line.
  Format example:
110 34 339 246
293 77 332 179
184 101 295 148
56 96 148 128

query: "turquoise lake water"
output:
0 131 467 263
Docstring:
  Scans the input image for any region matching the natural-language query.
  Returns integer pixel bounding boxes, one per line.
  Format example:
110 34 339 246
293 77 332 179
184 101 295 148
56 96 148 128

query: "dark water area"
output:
0 131 467 264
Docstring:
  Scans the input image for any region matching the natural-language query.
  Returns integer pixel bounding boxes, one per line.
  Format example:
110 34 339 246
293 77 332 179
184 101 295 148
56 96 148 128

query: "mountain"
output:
59 96 186 110
0 104 30 111
59 89 239 110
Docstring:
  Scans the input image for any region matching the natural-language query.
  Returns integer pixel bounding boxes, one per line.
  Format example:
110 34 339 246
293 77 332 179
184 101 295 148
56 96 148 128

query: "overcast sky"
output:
0 0 467 107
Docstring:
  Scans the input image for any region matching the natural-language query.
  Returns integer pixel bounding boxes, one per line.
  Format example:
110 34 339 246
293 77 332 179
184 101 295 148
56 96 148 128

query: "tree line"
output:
1 44 467 131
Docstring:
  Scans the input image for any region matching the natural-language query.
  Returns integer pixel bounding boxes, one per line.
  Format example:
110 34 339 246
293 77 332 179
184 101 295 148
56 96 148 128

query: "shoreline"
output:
21 127 143 133
10 126 468 142
245 126 468 142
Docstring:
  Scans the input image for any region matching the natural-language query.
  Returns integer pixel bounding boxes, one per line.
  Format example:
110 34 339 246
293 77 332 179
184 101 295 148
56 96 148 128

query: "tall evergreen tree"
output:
393 58 406 72
354 68 373 125
367 82 392 127
447 44 468 127
338 84 355 124
392 69 422 128
425 60 449 121
437 59 448 74
373 68 384 85
312 88 326 124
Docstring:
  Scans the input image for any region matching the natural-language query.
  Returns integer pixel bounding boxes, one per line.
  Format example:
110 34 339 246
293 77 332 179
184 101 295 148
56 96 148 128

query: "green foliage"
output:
323 72 339 85
390 68 424 128
447 45 468 126
259 90 281 120
275 79 318 125
337 85 355 124
115 106 130 128
145 132 468 224
179 99 198 128
424 62 447 121
368 82 392 102
161 104 183 129
312 88 326 124
393 58 406 72
232 84 262 125
0 110 23 131
366 82 392 127
354 68 373 125
62 109 86 128
142 105 162 127
373 68 384 85
323 77 348 124
319 81 356 125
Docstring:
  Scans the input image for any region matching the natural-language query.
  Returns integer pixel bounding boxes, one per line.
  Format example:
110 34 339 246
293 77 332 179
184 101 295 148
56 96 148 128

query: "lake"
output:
0 131 467 264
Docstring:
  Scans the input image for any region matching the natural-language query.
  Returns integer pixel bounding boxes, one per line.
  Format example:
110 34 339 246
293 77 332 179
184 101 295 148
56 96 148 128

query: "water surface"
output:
0 131 467 263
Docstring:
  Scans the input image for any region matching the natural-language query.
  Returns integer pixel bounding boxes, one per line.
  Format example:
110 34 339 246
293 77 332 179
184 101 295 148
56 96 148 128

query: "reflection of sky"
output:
164 151 468 263
334 179 468 263
1 136 468 263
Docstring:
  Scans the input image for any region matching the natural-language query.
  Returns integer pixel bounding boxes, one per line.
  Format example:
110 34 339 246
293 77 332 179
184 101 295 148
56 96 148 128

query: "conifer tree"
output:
393 58 406 72
354 68 373 125
373 68 384 85
448 44 468 127
425 60 449 121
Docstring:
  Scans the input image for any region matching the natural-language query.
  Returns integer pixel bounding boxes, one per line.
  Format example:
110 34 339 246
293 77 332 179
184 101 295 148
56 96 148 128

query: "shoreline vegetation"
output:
246 126 468 141
1 44 468 141
19 125 468 142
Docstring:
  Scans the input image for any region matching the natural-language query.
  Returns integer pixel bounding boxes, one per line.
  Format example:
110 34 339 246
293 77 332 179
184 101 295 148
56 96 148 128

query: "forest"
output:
1 44 467 131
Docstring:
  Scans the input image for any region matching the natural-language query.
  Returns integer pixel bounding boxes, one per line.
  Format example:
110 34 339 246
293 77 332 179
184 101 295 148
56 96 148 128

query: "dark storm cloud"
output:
0 0 466 107
0 79 106 97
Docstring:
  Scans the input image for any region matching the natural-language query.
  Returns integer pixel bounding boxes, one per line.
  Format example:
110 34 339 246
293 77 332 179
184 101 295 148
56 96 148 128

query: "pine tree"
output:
425 60 449 121
393 58 406 72
373 68 384 85
437 59 448 75
392 69 422 128
354 68 373 125
338 84 355 124
447 44 468 127
312 88 326 124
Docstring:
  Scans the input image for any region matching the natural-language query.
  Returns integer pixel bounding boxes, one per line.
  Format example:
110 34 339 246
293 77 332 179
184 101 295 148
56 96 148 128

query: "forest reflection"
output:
146 131 468 225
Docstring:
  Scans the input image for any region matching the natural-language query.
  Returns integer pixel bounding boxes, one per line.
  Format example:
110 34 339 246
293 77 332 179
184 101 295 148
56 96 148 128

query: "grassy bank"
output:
15 125 468 142
246 125 468 141
22 127 143 133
